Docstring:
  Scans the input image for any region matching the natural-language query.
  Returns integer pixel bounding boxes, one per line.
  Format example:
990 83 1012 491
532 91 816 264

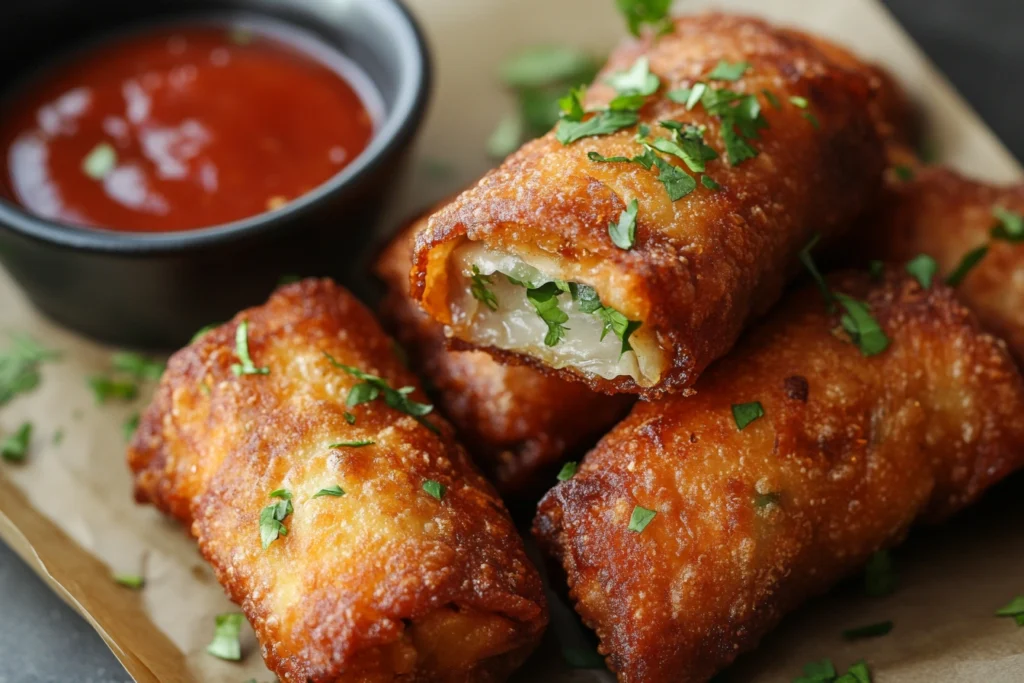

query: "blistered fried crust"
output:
534 271 1024 683
869 164 1024 363
412 12 885 397
128 279 547 683
375 215 633 496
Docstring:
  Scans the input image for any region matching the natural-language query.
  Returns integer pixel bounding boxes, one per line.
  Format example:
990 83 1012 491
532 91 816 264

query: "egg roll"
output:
534 270 1024 683
869 163 1024 362
375 212 633 496
128 279 547 683
411 13 886 397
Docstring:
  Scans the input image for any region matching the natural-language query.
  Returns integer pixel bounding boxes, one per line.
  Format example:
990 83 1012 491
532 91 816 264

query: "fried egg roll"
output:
869 163 1024 363
128 279 547 683
412 13 886 397
534 271 1024 683
375 212 633 496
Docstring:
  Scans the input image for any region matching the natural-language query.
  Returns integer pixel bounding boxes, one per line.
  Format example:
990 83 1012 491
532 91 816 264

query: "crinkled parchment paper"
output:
0 1 1021 681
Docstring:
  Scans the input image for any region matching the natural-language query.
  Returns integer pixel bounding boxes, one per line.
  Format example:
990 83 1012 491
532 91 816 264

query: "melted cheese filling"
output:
450 243 660 385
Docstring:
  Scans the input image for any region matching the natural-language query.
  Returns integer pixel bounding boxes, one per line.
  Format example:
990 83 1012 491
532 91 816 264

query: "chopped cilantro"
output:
344 412 356 425
230 320 269 376
864 550 897 597
628 505 656 533
763 89 781 109
608 198 639 249
667 82 707 110
835 294 890 357
615 0 673 36
329 440 374 448
707 60 749 81
607 57 660 96
88 376 138 403
423 479 446 500
82 142 117 180
991 206 1024 242
557 461 578 481
652 155 698 200
114 574 145 589
0 335 60 407
945 245 989 287
1 422 32 462
312 485 345 499
842 621 893 640
500 46 598 90
206 612 244 661
596 307 642 357
323 353 436 432
259 489 293 549
996 596 1024 626
701 175 721 191
111 352 165 381
732 402 764 430
123 413 140 442
905 254 937 288
557 109 638 145
789 95 809 109
588 148 656 168
470 266 499 311
802 111 821 128
645 121 718 172
892 165 915 181
795 659 837 682
569 283 604 314
525 283 571 346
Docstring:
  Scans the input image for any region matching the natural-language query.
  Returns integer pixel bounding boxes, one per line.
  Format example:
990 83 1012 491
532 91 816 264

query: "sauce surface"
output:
0 23 377 232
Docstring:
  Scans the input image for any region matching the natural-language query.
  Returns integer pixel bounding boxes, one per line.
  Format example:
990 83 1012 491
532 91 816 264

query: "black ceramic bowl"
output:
0 0 430 348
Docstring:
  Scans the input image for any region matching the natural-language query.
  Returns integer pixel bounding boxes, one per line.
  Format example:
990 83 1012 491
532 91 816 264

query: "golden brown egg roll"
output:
868 163 1024 363
128 279 547 683
411 13 886 398
375 212 633 496
534 270 1024 683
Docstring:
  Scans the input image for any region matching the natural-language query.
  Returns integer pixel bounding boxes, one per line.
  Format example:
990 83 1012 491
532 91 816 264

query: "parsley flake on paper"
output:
206 612 244 661
1 422 32 462
864 550 897 597
996 595 1024 626
0 335 60 407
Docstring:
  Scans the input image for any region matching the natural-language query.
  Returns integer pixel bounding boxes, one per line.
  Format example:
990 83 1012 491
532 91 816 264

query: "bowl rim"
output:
0 0 431 256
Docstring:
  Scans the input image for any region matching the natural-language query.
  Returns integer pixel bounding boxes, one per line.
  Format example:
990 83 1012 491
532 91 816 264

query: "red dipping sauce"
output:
0 22 379 233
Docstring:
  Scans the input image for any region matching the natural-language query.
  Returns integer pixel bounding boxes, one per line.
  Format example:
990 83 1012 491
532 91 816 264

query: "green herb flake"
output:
323 353 436 432
114 574 145 589
802 111 821 129
596 307 642 357
841 660 873 683
763 89 781 109
836 294 890 357
996 595 1024 626
588 148 656 168
615 0 673 37
557 461 578 481
991 206 1024 242
649 121 718 172
344 411 356 425
799 234 833 304
732 401 764 430
652 156 698 200
500 46 598 90
312 485 346 499
707 60 750 81
88 376 138 403
905 254 938 289
206 612 244 661
628 505 657 533
864 550 897 597
793 658 837 683
470 266 499 311
843 620 894 640
892 165 915 181
259 489 293 549
231 320 269 376
0 335 60 407
111 352 165 381
789 95 809 109
423 479 446 500
569 283 603 314
329 440 374 448
525 283 571 347
666 82 708 111
701 175 721 191
608 198 639 249
563 646 606 669
82 142 117 180
607 57 660 96
556 109 639 145
123 413 140 442
1 422 32 462
945 245 989 287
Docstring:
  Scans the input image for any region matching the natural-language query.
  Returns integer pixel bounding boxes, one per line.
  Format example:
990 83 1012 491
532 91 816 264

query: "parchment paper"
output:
1 1 1021 681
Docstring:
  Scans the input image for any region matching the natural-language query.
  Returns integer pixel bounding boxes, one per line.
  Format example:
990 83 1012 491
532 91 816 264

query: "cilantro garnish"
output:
793 659 872 683
707 60 749 81
329 440 374 448
114 574 144 589
259 489 293 549
607 57 660 96
0 335 60 407
470 266 499 311
646 121 718 172
596 307 642 357
608 198 639 249
992 206 1024 242
526 282 571 346
423 479 446 500
1 422 32 462
569 283 604 314
231 320 269 376
905 254 937 288
206 612 244 661
651 156 698 200
945 245 989 287
842 621 894 640
763 89 781 109
344 412 356 425
996 596 1024 626
312 485 345 499
323 353 437 432
628 505 656 533
701 176 721 191
892 165 915 181
111 352 165 381
123 413 140 442
789 95 809 108
615 0 673 36
88 376 138 403
864 550 897 597
556 107 638 145
731 402 764 430
557 461 578 481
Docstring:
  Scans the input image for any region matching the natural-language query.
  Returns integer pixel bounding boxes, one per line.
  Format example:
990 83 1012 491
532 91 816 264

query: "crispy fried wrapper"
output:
127 280 547 683
375 212 633 496
534 271 1024 683
412 13 886 397
869 162 1024 363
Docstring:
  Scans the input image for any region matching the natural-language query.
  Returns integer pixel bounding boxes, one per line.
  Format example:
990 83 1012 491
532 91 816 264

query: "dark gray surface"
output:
1 1 1022 681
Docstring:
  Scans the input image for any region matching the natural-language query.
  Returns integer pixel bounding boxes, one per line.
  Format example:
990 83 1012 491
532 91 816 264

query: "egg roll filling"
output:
449 242 663 385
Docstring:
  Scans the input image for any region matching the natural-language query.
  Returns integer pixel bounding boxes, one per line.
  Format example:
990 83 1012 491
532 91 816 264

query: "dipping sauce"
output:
0 23 379 232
